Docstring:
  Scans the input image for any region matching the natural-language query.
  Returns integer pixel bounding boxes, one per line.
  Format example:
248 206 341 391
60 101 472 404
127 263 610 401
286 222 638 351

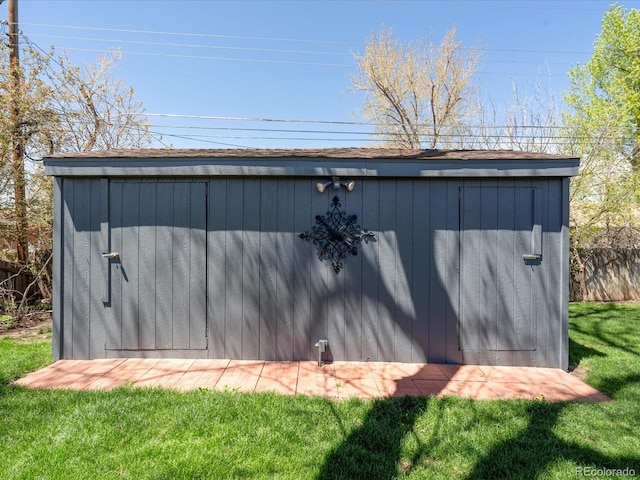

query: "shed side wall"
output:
204 177 566 366
54 176 568 367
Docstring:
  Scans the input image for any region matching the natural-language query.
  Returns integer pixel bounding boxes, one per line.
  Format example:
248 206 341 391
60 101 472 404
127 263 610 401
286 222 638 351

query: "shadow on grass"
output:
466 401 640 479
570 322 640 358
316 363 640 480
568 334 640 400
316 395 432 479
568 302 622 321
569 303 640 357
317 397 640 480
568 336 604 371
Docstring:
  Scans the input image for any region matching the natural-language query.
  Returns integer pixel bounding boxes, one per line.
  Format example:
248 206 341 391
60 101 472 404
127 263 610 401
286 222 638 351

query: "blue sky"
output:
5 0 639 149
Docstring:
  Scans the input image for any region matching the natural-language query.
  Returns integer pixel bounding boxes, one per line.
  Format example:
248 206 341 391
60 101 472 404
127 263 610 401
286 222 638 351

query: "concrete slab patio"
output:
13 359 610 402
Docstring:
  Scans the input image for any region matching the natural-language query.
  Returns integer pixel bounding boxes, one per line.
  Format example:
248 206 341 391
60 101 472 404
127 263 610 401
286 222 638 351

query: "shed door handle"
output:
102 252 118 304
522 254 541 261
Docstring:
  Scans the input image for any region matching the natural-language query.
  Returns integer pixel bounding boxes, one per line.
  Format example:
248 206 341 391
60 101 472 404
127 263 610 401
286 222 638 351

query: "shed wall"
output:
53 176 569 368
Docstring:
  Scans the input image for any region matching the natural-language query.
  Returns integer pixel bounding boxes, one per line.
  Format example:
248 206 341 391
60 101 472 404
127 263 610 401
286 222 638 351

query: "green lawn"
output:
1 303 639 479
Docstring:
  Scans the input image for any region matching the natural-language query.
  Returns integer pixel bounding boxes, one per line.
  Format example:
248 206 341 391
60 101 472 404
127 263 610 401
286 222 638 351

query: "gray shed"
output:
43 148 579 369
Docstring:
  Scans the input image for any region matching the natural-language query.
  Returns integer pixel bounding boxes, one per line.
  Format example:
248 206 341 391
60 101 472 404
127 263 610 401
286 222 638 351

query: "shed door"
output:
105 181 207 351
459 186 540 352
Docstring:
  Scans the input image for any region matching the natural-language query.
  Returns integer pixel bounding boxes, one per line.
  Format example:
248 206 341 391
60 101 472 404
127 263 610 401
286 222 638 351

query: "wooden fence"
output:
571 248 640 301
0 260 34 304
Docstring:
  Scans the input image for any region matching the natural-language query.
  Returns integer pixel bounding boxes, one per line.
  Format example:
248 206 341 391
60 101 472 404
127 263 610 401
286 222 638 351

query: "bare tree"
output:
470 78 562 153
38 50 152 154
0 44 152 317
351 26 482 149
0 44 54 261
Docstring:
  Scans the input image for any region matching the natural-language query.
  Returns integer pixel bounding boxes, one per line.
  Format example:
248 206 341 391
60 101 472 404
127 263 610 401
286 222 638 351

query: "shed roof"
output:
43 148 580 177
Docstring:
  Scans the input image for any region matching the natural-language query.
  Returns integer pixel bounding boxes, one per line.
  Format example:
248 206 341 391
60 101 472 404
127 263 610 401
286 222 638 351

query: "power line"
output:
144 118 636 144
18 33 168 147
146 129 252 148
14 33 574 146
62 115 634 135
141 130 629 148
16 22 591 77
48 115 636 149
25 33 586 69
29 46 352 68
145 113 369 125
145 122 631 135
12 28 622 151
26 46 578 73
143 113 592 130
19 22 593 56
19 22 360 46
25 33 355 57
150 124 373 136
19 45 579 75
17 43 580 74
45 110 638 146
48 110 622 131
144 123 634 143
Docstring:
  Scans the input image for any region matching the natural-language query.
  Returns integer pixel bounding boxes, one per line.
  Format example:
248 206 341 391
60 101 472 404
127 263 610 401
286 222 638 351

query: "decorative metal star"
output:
299 196 376 274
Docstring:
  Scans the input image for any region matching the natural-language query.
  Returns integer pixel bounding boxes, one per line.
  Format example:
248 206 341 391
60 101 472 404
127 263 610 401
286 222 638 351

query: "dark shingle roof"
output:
44 147 580 178
48 147 577 161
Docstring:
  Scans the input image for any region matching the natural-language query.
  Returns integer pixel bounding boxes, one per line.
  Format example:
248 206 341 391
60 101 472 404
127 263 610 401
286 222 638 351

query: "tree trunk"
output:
570 242 589 302
572 246 589 302
9 0 28 264
12 145 28 264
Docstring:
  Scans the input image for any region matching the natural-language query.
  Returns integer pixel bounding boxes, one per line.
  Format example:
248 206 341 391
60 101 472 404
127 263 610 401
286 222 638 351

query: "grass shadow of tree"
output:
315 358 637 480
456 335 640 479
568 336 604 371
466 400 640 479
316 395 432 479
317 395 639 480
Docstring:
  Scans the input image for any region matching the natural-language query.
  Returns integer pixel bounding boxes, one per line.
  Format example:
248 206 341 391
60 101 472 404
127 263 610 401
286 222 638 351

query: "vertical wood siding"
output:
58 178 104 359
109 180 207 353
55 176 569 367
459 182 539 357
204 177 566 366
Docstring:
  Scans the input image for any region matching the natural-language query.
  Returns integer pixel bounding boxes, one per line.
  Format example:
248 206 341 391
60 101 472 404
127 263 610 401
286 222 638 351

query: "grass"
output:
1 303 639 479
0 336 52 385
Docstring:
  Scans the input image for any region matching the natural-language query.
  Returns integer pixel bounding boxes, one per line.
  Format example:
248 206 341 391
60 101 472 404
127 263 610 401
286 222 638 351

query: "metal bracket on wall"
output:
299 196 376 274
522 253 542 265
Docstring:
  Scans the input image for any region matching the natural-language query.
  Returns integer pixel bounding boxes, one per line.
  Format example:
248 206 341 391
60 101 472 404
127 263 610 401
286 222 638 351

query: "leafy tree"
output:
351 26 482 149
565 4 640 201
563 5 640 298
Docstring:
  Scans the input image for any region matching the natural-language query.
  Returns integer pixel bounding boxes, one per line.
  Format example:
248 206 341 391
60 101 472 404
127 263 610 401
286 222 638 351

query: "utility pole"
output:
8 0 28 264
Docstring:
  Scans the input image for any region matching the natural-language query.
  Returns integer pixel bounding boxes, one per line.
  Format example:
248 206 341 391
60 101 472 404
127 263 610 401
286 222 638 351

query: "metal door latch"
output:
522 254 541 261
101 252 120 259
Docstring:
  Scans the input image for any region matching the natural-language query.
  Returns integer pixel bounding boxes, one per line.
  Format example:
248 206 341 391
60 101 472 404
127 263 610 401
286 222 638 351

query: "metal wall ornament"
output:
299 196 376 274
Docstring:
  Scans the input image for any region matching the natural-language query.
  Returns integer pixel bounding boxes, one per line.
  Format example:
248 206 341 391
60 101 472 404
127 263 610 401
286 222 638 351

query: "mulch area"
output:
0 312 52 342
